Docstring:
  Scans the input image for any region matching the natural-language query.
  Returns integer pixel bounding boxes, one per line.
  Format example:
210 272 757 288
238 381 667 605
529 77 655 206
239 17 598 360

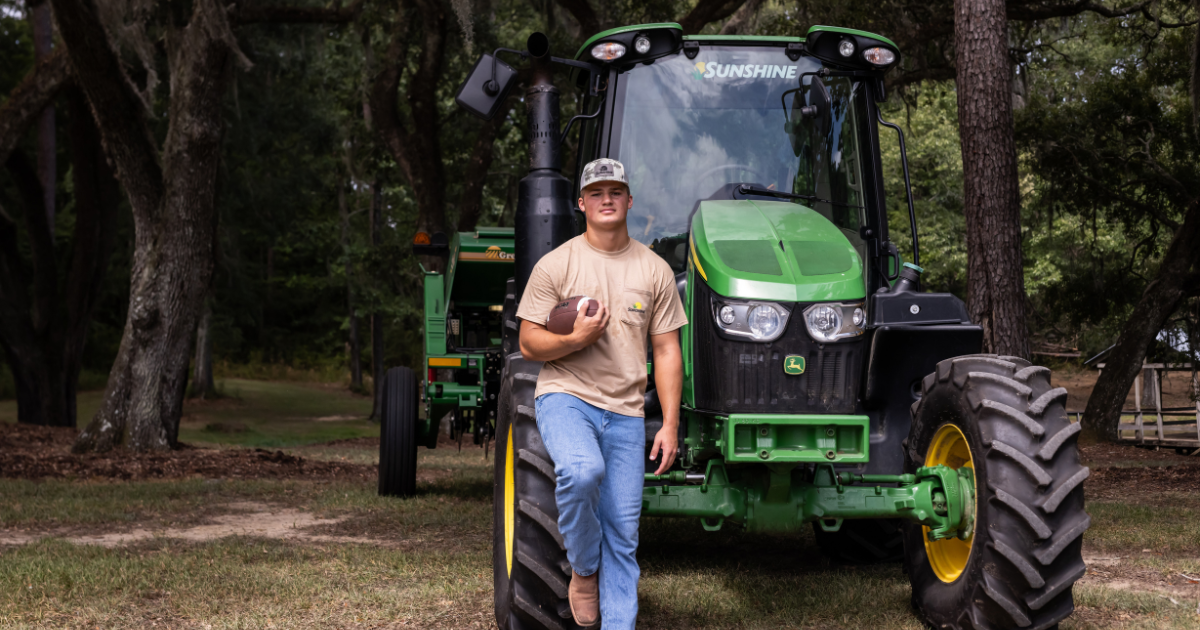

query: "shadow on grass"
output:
636 517 917 628
416 477 493 501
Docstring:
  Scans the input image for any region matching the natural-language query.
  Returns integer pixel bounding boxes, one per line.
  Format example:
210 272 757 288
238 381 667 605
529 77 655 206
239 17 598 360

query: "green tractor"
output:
411 23 1090 630
377 228 514 496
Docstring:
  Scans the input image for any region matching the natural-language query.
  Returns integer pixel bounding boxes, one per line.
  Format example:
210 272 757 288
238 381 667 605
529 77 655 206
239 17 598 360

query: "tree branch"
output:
49 0 165 219
457 101 512 232
231 0 363 24
366 0 416 186
719 0 764 35
1006 0 1151 21
0 47 71 168
678 0 747 35
553 0 599 37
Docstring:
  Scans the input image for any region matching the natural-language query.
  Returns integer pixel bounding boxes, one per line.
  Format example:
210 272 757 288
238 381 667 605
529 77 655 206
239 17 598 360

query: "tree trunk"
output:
30 0 56 236
1084 200 1200 441
0 87 118 428
56 0 232 452
954 0 1029 359
456 110 508 232
367 0 448 271
371 177 385 419
191 298 216 399
340 180 363 390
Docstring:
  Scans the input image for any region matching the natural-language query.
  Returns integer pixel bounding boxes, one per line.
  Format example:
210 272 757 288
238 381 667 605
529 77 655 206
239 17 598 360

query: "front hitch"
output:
640 461 977 538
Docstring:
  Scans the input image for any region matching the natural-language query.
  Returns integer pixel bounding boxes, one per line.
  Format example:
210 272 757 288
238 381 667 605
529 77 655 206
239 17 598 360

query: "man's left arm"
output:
649 330 682 475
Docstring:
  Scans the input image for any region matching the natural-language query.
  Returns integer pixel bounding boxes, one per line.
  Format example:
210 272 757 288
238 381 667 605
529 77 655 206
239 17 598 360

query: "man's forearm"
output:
519 322 582 362
654 346 683 428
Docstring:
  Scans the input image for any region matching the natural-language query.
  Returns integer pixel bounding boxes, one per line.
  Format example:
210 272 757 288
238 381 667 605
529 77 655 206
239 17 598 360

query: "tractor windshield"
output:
611 46 868 257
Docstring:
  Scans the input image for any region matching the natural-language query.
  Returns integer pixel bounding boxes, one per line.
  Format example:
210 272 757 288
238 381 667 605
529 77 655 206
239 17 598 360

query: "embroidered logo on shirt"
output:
627 301 645 313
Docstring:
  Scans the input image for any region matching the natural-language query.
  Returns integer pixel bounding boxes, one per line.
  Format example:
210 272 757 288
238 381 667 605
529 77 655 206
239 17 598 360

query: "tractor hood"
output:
689 200 865 302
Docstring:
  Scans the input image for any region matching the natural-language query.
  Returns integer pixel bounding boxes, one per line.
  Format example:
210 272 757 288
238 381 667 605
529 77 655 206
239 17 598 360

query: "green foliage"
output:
0 1 32 97
1015 11 1199 357
879 84 967 297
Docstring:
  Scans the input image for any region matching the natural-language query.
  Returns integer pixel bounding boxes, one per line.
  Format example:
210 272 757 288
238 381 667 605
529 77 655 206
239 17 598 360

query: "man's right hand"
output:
567 300 609 351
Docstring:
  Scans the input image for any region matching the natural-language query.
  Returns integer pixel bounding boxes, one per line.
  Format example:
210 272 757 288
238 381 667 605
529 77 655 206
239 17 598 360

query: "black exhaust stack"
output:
514 32 577 299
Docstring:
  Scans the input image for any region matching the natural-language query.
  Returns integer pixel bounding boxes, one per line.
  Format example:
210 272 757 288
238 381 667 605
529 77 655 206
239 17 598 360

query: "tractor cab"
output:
574 30 885 294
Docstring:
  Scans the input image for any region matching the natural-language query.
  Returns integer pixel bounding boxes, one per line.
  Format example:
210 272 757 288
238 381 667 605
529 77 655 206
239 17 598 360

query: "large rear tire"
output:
494 354 580 630
494 279 580 630
378 367 419 497
904 355 1090 629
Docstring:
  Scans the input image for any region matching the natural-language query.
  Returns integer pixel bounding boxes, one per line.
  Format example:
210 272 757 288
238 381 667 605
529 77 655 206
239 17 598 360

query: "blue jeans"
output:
534 393 645 630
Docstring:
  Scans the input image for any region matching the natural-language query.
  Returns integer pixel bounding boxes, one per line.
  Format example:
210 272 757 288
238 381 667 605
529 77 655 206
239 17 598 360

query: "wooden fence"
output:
1098 362 1200 453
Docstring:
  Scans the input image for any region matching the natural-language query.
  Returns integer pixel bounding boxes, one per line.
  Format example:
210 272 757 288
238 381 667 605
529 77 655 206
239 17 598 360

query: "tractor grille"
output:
692 282 862 414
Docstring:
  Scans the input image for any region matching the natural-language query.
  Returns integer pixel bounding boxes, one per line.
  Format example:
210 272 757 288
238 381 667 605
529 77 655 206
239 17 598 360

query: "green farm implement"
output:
380 22 1091 630
377 228 513 496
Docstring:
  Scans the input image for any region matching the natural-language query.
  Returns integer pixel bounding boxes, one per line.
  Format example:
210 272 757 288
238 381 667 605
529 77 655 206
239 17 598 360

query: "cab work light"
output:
863 47 896 66
591 42 626 61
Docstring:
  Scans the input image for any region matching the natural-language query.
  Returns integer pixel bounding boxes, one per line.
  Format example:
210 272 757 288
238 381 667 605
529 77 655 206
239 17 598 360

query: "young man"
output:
515 158 686 629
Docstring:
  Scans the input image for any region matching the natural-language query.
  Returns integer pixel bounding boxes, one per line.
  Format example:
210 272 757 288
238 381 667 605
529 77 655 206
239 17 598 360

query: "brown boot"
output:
568 570 600 628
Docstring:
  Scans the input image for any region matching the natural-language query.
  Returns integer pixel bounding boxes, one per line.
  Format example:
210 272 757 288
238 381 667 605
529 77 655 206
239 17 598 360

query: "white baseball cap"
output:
579 158 628 192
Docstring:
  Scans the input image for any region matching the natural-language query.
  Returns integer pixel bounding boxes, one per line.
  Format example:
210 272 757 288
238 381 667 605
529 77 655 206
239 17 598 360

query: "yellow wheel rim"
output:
923 423 976 583
504 427 515 577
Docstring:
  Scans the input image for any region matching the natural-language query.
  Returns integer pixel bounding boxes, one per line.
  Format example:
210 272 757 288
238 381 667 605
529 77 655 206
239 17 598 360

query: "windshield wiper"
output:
736 184 864 209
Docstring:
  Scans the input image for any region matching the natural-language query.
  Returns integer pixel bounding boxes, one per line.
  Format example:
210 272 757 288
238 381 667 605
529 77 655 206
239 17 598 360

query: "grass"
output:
177 379 377 449
4 380 1200 628
1 378 380 449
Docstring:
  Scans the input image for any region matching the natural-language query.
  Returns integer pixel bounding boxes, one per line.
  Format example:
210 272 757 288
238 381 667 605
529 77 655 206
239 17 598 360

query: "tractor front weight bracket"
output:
642 462 975 539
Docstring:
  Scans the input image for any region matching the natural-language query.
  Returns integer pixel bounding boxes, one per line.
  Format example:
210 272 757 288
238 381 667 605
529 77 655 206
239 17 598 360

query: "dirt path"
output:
1081 553 1200 602
0 501 399 548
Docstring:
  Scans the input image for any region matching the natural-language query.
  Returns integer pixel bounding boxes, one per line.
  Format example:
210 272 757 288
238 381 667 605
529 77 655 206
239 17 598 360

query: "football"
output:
546 295 599 335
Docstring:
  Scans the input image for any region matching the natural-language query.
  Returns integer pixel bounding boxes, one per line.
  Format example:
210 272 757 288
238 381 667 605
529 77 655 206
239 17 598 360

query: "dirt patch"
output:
0 501 400 548
300 436 380 448
1080 553 1200 600
0 423 375 482
1081 440 1200 468
1088 465 1200 501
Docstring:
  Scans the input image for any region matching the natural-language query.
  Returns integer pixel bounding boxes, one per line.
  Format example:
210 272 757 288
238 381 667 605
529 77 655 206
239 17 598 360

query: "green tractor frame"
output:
379 24 1091 630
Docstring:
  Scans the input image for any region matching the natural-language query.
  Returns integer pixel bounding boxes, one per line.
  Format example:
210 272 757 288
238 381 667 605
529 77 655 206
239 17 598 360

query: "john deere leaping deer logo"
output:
784 355 805 375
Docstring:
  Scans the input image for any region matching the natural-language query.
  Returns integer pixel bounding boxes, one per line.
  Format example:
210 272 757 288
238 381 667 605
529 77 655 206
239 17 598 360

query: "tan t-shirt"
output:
516 234 688 417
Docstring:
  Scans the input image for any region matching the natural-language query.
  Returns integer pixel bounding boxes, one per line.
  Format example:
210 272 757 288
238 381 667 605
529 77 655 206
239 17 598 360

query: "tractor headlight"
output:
748 305 783 339
711 298 791 342
591 42 627 61
803 302 867 343
634 36 652 54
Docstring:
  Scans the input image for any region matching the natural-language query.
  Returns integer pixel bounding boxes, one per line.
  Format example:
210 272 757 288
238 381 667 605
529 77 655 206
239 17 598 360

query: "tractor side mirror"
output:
455 53 518 121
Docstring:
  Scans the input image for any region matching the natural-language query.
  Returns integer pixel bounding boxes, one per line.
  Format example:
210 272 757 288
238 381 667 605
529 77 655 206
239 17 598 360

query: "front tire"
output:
378 367 419 497
904 355 1090 629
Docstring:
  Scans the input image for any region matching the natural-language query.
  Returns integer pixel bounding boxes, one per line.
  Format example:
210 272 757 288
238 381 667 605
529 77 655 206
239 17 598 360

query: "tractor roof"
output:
574 23 897 61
